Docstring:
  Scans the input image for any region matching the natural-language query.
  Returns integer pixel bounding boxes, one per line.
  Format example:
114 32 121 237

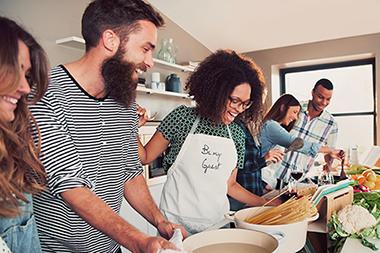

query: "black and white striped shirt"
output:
30 65 143 253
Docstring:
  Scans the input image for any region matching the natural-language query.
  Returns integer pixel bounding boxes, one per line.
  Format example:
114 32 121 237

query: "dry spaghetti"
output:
245 196 317 225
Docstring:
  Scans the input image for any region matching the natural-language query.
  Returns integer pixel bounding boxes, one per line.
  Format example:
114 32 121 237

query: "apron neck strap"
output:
189 117 201 135
190 116 233 139
226 123 232 139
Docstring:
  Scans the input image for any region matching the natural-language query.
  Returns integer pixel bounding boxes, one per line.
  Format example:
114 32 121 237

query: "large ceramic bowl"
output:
227 206 318 253
183 228 279 253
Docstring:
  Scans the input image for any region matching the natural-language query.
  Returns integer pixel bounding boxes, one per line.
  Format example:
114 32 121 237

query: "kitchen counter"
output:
341 237 379 253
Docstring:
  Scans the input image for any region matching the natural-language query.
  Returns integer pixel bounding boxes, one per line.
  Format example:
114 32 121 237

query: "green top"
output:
158 105 245 171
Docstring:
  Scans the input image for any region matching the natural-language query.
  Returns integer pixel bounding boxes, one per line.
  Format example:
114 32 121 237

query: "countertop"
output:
341 237 380 253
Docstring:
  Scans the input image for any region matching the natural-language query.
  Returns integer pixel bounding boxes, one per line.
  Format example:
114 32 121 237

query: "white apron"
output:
160 117 238 234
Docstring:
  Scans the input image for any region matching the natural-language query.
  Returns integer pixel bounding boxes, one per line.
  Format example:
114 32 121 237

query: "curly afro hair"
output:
185 49 266 132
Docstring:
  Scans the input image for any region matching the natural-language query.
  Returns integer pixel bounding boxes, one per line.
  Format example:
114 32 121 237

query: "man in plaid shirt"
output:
275 78 341 184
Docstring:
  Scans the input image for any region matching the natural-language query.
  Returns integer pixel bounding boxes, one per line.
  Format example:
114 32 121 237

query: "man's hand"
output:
137 104 149 127
328 149 345 161
137 236 179 253
157 220 188 239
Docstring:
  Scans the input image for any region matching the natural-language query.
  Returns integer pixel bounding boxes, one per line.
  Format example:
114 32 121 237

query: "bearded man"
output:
30 1 185 252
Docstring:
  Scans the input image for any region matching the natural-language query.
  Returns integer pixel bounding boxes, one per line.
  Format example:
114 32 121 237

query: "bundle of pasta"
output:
245 196 317 225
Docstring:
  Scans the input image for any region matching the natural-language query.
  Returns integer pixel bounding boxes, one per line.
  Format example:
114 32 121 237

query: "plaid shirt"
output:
236 121 266 195
229 121 266 210
276 100 338 181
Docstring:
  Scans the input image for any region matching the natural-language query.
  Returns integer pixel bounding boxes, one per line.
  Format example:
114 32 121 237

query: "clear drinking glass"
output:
318 164 334 185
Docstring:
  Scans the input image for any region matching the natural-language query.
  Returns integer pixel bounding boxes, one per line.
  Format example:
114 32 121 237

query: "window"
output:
279 58 376 150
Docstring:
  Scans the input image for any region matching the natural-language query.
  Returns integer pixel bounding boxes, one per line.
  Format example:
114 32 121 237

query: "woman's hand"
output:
266 197 283 206
264 149 284 164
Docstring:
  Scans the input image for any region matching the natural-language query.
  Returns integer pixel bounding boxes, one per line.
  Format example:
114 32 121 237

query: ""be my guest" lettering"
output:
200 144 222 173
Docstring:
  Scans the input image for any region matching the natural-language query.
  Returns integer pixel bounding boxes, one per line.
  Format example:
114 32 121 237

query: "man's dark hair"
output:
313 78 334 91
82 0 164 51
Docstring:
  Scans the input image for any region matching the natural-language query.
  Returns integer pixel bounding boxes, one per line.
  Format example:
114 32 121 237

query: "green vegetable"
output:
354 192 380 219
347 169 366 175
361 237 378 251
347 168 380 175
328 193 380 252
328 211 379 252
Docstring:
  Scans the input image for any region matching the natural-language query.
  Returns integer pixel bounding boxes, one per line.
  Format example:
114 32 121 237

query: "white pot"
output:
183 228 279 253
226 206 318 253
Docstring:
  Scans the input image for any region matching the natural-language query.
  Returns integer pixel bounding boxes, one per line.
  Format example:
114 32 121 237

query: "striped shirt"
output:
276 100 338 180
29 65 143 253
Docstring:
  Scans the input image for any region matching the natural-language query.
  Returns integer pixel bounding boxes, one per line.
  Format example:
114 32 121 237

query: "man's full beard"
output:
101 52 138 108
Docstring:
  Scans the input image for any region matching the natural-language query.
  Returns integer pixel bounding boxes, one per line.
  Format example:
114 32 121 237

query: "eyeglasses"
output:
228 96 253 110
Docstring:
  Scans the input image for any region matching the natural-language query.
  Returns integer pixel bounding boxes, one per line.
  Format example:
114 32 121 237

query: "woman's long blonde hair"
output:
0 17 49 217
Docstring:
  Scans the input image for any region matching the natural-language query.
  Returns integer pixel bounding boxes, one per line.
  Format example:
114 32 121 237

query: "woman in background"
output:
139 50 280 235
259 94 341 157
0 17 49 252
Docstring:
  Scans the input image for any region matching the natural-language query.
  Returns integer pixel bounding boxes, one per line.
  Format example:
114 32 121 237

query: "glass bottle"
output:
350 145 359 165
157 38 176 64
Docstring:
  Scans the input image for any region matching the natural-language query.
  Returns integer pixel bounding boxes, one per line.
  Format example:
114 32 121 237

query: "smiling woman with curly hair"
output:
138 49 276 235
186 49 266 131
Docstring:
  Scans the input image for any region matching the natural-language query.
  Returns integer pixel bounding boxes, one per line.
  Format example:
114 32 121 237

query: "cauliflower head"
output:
337 204 377 234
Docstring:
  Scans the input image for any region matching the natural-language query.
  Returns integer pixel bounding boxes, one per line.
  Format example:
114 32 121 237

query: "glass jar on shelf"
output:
157 38 177 64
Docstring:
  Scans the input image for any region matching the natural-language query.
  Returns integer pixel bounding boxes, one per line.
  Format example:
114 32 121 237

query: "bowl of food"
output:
183 228 279 253
226 197 318 253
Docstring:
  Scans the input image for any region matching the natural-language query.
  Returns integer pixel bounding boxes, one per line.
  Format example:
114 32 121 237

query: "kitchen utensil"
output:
285 137 304 153
225 207 318 253
314 160 324 167
249 188 289 218
183 228 279 253
266 138 304 166
339 150 347 180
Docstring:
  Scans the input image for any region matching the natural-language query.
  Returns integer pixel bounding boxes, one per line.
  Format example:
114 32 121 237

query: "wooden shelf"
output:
137 86 192 99
56 36 194 72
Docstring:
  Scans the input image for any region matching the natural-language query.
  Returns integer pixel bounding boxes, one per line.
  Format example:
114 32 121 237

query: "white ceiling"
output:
149 0 380 53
